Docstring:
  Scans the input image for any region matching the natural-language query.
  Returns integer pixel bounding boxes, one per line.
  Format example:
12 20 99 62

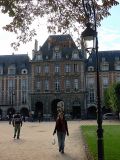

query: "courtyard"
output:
0 120 87 160
0 120 119 160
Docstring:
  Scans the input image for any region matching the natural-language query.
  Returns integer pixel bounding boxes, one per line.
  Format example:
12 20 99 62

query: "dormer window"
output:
8 65 16 75
36 54 43 61
102 57 106 62
115 62 120 70
0 66 3 75
101 64 109 71
21 69 28 74
54 46 59 52
115 56 119 61
88 66 94 71
89 58 92 63
53 47 61 60
72 50 79 59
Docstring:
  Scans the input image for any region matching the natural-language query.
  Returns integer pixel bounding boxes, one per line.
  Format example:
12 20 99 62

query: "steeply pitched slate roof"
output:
33 34 83 60
86 50 120 71
0 54 31 74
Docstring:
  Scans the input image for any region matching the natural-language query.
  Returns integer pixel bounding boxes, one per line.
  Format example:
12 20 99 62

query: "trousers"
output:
14 124 21 138
57 132 66 151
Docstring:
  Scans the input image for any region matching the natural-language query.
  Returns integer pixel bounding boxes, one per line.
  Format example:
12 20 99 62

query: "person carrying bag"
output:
53 112 69 154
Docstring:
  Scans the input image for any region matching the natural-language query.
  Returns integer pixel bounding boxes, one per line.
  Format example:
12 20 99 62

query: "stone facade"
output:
30 35 86 119
1 35 120 120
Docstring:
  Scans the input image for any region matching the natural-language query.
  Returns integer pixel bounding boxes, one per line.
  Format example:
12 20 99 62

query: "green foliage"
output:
81 125 120 160
0 0 119 49
104 83 120 112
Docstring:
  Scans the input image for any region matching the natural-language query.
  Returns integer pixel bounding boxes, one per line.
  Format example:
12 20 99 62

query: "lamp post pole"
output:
81 0 104 159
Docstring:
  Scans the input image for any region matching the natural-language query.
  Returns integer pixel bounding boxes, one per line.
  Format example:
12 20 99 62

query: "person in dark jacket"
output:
53 112 69 153
12 112 22 139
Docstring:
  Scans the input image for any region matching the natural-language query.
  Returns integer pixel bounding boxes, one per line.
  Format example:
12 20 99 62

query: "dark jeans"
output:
57 132 66 151
14 124 21 138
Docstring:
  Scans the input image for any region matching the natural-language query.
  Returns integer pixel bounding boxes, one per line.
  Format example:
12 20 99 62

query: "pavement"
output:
0 120 119 160
0 120 88 160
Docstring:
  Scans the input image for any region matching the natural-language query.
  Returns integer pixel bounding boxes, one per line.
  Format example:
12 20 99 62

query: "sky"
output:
0 2 120 59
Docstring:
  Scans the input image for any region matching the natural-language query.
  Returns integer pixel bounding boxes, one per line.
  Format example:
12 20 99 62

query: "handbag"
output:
52 135 56 145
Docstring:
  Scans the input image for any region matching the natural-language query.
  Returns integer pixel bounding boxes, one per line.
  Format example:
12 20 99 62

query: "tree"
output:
104 83 120 119
0 0 119 49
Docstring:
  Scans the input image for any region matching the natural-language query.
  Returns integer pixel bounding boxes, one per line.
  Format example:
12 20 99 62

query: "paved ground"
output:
0 120 119 160
0 120 87 160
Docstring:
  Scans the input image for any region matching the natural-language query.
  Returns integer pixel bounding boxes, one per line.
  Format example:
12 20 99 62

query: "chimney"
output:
34 39 38 51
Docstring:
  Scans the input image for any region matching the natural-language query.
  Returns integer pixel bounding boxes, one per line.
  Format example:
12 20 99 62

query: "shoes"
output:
61 150 64 154
17 137 19 139
13 135 16 138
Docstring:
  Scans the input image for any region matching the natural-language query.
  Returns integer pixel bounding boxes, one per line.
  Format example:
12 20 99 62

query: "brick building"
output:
0 35 120 120
0 54 31 118
30 35 86 120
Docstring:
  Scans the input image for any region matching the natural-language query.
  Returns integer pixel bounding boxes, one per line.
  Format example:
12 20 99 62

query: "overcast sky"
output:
0 2 120 59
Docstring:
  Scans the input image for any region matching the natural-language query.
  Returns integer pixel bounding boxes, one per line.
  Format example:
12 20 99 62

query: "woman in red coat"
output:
53 112 69 153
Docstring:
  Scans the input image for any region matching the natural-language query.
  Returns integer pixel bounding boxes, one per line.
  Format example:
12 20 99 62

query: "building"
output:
86 50 120 119
1 35 120 120
0 54 31 118
30 35 86 120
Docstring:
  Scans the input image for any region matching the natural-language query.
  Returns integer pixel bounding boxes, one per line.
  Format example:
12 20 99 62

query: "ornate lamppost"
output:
81 0 104 160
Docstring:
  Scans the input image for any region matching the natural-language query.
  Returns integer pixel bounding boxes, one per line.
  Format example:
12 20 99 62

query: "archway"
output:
0 109 2 120
20 107 29 116
72 101 81 119
34 101 43 119
7 107 15 115
51 99 62 119
102 106 112 114
87 106 97 119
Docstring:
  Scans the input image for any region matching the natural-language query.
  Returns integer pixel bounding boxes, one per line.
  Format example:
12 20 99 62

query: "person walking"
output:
12 112 22 139
8 112 12 124
53 112 69 154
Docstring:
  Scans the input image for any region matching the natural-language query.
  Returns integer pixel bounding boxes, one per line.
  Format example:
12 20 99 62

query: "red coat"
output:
54 118 69 134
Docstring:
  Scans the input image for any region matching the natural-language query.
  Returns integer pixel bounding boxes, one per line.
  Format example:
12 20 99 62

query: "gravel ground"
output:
0 120 119 160
0 121 87 160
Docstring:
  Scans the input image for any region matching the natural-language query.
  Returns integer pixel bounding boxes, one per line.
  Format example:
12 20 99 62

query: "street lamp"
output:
81 0 104 160
12 90 15 108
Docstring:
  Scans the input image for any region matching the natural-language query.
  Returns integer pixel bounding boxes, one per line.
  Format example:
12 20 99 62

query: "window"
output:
115 56 119 61
55 79 60 92
35 66 41 74
35 77 41 91
72 50 79 59
88 66 94 71
0 67 3 75
21 79 28 104
53 47 61 60
73 64 79 72
89 88 95 103
89 58 92 63
54 53 61 59
8 65 16 75
65 64 71 72
65 80 71 92
55 64 60 73
45 80 49 91
0 80 2 102
87 77 94 88
44 65 49 73
8 79 15 104
115 63 120 70
74 79 79 91
102 77 108 88
116 76 120 82
101 64 109 71
102 57 106 62
21 69 28 74
35 54 43 60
